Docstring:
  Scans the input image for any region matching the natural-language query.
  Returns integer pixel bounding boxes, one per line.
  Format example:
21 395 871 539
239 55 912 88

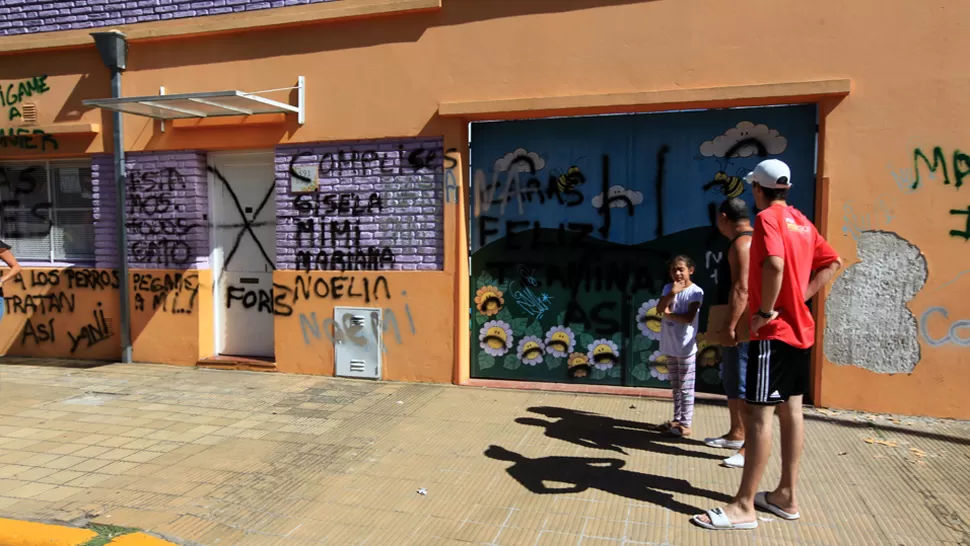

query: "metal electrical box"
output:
333 307 382 380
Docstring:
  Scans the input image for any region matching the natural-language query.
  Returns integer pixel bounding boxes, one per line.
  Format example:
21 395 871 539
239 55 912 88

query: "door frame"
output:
207 149 277 357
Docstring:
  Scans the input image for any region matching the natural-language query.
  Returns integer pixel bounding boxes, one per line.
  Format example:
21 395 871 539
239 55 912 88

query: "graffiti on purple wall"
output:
277 138 446 273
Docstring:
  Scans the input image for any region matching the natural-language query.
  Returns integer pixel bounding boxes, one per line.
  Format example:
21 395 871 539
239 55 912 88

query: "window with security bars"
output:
0 161 95 263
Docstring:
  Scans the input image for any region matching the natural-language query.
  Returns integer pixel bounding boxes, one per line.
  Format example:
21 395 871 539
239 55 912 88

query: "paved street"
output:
0 359 967 545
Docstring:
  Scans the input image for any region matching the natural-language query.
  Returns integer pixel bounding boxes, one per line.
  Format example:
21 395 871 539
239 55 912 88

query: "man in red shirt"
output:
692 159 842 531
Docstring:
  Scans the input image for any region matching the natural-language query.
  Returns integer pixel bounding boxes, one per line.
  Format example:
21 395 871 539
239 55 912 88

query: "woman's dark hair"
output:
668 255 695 269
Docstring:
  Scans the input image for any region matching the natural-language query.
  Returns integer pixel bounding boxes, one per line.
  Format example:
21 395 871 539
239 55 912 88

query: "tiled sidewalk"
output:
0 359 967 545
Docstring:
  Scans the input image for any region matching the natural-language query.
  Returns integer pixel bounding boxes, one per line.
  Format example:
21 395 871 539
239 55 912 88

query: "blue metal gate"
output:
469 105 818 392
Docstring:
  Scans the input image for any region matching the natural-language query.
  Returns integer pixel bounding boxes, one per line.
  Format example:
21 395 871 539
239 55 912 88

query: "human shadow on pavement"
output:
517 406 722 459
485 446 731 515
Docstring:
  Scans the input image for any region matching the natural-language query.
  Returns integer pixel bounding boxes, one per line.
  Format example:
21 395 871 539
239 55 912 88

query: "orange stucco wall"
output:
1 0 969 417
272 271 453 382
0 269 201 365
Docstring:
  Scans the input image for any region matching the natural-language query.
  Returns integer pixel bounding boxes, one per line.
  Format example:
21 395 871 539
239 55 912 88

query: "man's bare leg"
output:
726 399 745 441
767 395 803 514
695 402 774 524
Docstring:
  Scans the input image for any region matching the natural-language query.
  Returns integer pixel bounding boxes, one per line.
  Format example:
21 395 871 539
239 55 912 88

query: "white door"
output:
210 152 276 358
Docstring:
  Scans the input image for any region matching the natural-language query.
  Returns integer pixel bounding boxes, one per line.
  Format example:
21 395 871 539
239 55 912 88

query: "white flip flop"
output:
704 437 744 450
690 508 758 530
755 492 801 520
722 452 745 468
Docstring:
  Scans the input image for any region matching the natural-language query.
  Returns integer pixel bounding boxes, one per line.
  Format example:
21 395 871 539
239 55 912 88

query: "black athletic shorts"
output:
745 339 811 405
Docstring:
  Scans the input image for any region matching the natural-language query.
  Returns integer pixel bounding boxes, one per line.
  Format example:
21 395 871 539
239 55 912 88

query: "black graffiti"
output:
5 292 76 314
288 145 443 182
596 155 633 238
208 166 275 273
0 166 53 236
20 317 55 346
128 168 185 215
295 248 395 273
724 137 769 159
127 168 201 267
444 148 460 204
9 268 119 291
286 274 389 304
227 285 274 314
478 155 584 210
130 240 192 266
67 304 112 354
292 192 395 272
295 219 361 248
655 145 668 238
132 272 199 314
503 219 595 250
127 219 203 238
0 128 58 151
487 258 663 298
293 193 383 217
64 269 119 290
230 275 392 316
565 300 633 336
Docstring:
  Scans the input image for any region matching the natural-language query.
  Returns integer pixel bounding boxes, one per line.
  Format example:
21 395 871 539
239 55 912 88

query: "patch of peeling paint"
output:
824 230 927 374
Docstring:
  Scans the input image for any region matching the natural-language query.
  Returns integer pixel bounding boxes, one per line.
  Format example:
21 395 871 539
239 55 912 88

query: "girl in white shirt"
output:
655 255 704 437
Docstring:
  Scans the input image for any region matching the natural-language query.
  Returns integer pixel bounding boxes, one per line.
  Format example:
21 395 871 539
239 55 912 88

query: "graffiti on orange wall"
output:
1 268 201 359
226 273 392 317
4 268 120 354
0 75 59 151
132 272 200 315
279 273 417 350
906 146 970 240
826 145 970 375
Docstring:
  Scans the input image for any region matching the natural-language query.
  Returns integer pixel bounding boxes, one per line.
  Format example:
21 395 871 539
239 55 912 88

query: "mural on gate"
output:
469 106 819 392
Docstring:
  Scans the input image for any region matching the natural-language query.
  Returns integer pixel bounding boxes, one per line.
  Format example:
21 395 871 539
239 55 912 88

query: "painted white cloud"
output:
699 121 788 158
591 185 643 209
494 148 546 174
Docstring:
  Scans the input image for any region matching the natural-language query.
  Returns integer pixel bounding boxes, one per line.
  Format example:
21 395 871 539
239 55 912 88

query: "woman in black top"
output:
0 240 22 322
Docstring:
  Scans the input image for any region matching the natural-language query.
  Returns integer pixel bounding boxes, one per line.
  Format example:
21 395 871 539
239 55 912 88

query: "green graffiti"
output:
0 128 58 151
0 76 50 108
912 146 970 189
951 206 970 241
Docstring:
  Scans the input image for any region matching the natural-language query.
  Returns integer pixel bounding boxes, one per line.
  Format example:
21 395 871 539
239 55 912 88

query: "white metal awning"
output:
83 76 305 125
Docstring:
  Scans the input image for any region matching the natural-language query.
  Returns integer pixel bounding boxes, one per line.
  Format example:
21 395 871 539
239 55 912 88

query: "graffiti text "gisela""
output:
920 307 970 347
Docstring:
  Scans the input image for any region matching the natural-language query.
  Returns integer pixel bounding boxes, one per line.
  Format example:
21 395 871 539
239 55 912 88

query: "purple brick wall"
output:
275 137 445 272
0 0 339 36
92 150 209 269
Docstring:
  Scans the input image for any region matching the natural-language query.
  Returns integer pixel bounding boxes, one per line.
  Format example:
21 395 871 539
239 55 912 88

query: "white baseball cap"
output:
744 159 792 189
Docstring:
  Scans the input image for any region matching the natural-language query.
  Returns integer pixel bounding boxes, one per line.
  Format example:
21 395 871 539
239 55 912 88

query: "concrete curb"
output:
0 518 178 546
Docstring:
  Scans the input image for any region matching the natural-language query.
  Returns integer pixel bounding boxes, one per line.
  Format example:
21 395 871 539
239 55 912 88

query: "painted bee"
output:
703 170 745 198
556 166 586 193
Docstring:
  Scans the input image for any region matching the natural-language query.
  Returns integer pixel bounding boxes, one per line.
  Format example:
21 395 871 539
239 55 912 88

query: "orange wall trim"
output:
439 79 853 120
0 0 442 54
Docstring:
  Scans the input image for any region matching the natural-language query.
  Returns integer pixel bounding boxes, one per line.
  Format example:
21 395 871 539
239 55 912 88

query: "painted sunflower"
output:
479 320 513 357
543 326 576 358
474 285 505 317
587 339 620 371
517 336 546 366
567 352 591 378
636 299 662 340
